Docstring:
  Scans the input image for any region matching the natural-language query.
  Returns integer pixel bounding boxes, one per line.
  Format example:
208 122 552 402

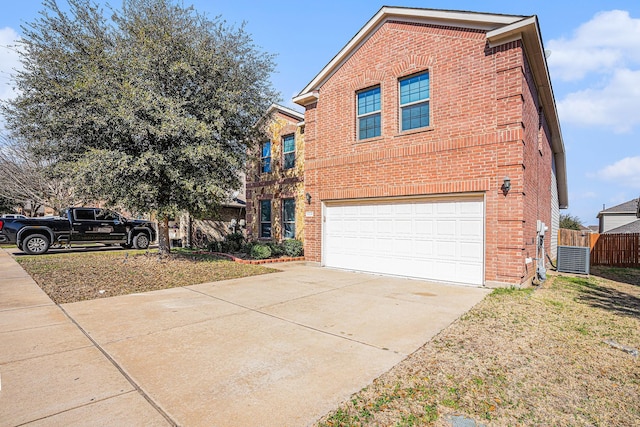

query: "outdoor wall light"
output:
305 192 312 204
502 177 511 193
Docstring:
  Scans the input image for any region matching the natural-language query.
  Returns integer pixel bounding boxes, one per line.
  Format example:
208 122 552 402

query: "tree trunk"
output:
157 216 171 255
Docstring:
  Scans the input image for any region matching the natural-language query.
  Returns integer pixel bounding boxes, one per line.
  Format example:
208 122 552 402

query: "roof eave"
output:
293 6 524 107
487 17 568 208
291 92 319 107
266 103 305 122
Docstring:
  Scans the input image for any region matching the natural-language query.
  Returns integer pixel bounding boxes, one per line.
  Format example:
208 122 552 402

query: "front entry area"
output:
323 196 485 285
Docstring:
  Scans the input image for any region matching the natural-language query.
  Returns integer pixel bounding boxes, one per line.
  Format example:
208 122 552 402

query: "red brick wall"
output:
302 20 553 286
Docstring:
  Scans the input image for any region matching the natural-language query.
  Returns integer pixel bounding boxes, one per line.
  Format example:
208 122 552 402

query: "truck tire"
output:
133 233 150 249
22 234 50 255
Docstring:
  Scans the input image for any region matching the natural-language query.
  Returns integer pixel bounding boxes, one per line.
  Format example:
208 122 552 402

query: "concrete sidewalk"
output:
0 249 490 426
0 249 170 426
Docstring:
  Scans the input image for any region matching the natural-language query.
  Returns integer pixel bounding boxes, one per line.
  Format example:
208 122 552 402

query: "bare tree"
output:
0 135 81 215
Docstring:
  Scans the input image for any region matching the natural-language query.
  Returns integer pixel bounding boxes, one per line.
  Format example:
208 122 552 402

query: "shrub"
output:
224 232 245 252
240 241 255 255
268 242 284 257
282 239 303 257
250 243 272 260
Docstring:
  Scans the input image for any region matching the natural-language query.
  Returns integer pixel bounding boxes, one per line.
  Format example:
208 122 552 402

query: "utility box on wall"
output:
557 245 590 275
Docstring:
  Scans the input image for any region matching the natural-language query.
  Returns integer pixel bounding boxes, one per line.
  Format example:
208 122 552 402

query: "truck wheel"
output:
23 234 50 255
133 233 150 249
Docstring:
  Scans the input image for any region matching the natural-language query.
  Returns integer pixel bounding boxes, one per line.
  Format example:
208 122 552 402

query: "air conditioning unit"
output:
557 246 590 275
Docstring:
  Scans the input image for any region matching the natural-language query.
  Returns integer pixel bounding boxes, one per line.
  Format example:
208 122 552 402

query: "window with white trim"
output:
399 72 430 131
357 86 381 140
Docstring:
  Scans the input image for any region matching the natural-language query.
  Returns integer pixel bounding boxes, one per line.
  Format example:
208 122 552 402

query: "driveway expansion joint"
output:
186 287 405 353
57 304 178 427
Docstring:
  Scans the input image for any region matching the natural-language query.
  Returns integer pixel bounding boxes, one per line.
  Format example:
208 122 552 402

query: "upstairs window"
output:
283 135 295 170
282 198 295 239
357 86 381 140
260 199 271 238
261 141 271 173
400 72 430 131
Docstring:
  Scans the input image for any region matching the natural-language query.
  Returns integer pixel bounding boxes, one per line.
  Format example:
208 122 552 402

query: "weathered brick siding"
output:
302 20 554 286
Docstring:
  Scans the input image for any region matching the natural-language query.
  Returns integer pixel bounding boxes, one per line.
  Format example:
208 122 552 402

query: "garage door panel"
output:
413 239 433 257
434 260 457 281
395 204 413 216
394 219 412 235
459 201 483 215
415 220 433 235
436 220 456 236
460 242 483 261
435 240 456 257
324 198 484 286
377 205 394 215
392 238 412 255
377 219 394 234
415 203 433 215
439 202 458 214
359 219 376 233
457 262 484 283
460 219 482 238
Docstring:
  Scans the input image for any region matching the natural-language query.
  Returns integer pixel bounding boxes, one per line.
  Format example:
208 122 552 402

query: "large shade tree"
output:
2 0 277 253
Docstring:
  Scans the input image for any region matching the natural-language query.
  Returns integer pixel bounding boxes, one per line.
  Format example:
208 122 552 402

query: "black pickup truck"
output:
0 207 156 255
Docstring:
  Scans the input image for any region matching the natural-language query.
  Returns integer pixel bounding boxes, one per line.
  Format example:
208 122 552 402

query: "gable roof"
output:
266 103 304 123
604 219 640 234
292 6 567 209
597 198 640 217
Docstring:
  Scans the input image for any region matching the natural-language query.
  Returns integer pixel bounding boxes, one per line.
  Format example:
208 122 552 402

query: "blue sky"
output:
1 1 639 226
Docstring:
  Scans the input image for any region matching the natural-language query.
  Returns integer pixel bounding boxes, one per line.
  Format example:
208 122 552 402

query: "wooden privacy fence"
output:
558 229 591 247
557 229 640 267
590 233 640 267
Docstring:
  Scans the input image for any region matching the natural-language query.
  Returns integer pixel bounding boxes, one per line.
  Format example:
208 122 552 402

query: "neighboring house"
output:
291 7 567 287
597 198 640 233
246 104 305 243
170 177 247 247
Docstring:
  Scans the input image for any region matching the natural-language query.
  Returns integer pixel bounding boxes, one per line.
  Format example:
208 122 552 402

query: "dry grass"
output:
318 268 640 427
16 249 277 304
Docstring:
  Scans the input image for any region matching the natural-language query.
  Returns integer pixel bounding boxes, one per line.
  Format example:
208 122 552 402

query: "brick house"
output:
290 7 568 287
246 104 306 243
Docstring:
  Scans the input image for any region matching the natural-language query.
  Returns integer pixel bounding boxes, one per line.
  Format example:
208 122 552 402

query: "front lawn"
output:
16 249 277 304
318 268 640 426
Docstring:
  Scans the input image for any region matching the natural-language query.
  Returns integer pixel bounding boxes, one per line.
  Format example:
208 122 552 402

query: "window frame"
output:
282 134 295 170
73 208 96 221
259 199 272 239
399 71 430 132
281 198 295 239
356 85 381 140
261 141 272 173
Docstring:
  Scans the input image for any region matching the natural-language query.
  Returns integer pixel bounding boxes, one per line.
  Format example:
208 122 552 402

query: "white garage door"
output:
323 197 484 285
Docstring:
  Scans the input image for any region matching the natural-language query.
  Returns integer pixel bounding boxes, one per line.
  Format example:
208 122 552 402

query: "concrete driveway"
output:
0 254 490 426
